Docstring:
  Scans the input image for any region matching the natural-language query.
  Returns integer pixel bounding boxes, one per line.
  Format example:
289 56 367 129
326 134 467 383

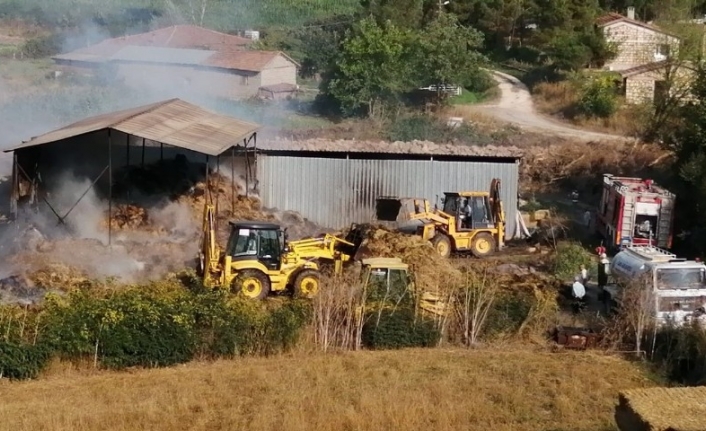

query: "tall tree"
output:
361 0 426 28
415 13 486 89
324 18 417 117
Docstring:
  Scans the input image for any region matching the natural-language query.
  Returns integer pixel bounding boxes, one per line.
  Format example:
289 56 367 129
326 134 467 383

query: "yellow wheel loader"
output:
198 204 368 300
375 179 505 258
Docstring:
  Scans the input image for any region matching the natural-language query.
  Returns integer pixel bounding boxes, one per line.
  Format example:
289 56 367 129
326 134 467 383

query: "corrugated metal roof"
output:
5 99 261 156
259 138 524 159
110 46 217 65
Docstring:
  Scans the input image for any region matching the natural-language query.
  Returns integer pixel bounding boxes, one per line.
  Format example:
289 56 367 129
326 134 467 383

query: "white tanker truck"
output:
603 244 706 327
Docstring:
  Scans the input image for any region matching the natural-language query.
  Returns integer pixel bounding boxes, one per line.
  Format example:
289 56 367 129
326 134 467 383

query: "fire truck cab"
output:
595 174 675 250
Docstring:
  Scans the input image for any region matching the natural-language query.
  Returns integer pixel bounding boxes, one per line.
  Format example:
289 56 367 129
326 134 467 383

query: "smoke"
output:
0 16 303 299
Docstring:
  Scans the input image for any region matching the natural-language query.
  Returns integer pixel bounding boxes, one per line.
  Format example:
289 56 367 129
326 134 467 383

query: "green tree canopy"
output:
325 18 417 117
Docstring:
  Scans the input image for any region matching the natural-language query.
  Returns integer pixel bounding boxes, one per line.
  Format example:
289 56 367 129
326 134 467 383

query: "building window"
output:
655 44 670 60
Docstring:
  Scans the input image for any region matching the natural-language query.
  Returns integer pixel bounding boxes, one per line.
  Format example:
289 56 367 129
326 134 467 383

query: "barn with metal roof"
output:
5 101 523 238
4 98 261 242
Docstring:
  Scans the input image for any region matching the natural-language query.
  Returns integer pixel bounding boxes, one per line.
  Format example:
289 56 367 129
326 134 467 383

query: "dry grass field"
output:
0 347 655 431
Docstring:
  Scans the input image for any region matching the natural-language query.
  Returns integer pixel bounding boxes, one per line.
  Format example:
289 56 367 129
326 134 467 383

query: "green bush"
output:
650 324 706 385
552 242 595 281
362 309 440 349
461 68 495 94
0 341 51 380
37 283 313 371
385 115 446 142
577 75 618 118
42 288 197 369
21 34 64 59
384 114 495 145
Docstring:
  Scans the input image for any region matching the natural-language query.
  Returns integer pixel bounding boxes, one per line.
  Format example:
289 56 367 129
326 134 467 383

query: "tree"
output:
362 0 426 29
324 18 417 117
414 12 486 96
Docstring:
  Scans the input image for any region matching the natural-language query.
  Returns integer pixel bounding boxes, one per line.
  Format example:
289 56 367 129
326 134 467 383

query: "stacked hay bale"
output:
616 387 706 431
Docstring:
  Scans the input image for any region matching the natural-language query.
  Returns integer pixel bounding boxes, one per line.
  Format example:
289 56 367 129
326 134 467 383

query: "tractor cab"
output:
442 192 494 231
225 221 286 271
361 258 414 305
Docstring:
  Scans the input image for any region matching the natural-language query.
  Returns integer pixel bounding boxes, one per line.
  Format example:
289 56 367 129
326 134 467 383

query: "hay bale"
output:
616 387 706 431
354 226 462 293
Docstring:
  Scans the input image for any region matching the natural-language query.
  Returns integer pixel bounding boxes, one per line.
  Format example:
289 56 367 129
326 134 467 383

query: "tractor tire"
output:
471 232 496 258
431 234 452 258
231 270 271 300
293 269 320 299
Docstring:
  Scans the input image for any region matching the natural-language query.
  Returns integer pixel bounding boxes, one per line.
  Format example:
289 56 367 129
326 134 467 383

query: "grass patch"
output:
0 348 655 431
531 79 646 137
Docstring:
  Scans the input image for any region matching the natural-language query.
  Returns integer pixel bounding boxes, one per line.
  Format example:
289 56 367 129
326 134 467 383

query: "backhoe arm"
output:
201 203 220 276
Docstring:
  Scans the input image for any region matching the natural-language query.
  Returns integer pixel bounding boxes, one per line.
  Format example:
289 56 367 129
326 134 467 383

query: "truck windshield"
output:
656 268 706 290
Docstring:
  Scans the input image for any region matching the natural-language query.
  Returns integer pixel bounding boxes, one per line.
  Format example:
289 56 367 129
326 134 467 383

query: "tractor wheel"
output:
431 235 452 258
293 269 320 299
231 270 271 300
471 232 496 258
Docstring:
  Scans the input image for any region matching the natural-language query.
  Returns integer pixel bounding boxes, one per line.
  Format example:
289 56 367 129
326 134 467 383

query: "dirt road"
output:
471 71 629 142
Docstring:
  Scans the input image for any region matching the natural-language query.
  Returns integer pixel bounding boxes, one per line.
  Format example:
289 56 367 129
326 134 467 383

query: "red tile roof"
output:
67 25 251 57
52 25 300 72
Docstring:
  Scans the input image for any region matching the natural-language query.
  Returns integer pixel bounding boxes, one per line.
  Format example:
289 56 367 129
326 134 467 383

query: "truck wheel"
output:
471 232 496 258
431 235 452 258
293 269 320 299
231 270 271 300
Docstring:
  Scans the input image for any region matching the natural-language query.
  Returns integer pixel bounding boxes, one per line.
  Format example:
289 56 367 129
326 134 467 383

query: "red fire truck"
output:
595 174 676 250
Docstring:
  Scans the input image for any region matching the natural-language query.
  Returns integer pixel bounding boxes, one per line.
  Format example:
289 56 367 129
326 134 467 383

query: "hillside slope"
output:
0 348 654 431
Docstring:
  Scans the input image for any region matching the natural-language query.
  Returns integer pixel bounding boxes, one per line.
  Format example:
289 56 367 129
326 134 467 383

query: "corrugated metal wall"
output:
257 155 519 236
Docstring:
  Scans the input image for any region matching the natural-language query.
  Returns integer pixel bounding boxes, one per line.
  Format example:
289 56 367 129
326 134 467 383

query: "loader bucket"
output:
339 223 374 261
375 198 404 222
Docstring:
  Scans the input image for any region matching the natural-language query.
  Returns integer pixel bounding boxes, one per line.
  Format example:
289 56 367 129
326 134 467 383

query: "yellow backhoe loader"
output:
198 203 371 300
375 179 505 258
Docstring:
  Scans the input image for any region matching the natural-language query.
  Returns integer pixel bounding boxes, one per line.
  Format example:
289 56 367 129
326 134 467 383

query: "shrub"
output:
461 68 495 94
362 309 440 349
551 241 595 281
42 288 197 369
577 75 618 118
0 341 51 380
21 34 64 59
650 324 706 385
385 115 447 142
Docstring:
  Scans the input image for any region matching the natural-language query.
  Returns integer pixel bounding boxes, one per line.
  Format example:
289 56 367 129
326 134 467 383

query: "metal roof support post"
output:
10 152 18 221
253 133 257 194
231 146 235 214
243 137 249 198
160 143 164 162
126 134 130 167
216 155 220 233
141 138 145 168
108 129 113 247
205 155 211 204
